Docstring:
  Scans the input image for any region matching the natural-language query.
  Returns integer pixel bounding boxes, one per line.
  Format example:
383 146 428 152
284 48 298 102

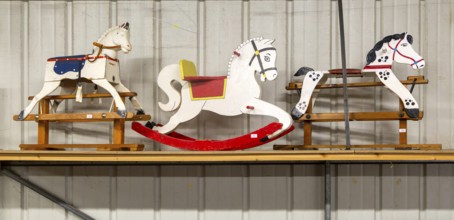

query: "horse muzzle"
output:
121 45 132 53
411 59 425 69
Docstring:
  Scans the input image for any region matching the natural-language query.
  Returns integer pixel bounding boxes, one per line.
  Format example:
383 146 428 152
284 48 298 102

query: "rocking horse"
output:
132 37 294 151
291 32 425 120
18 22 144 120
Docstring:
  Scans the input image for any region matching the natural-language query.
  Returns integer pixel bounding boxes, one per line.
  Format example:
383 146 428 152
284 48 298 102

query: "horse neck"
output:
364 50 394 70
228 56 256 81
93 33 119 59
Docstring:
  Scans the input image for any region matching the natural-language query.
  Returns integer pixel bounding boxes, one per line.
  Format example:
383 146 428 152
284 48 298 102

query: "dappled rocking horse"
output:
18 22 144 120
132 38 294 151
291 32 425 120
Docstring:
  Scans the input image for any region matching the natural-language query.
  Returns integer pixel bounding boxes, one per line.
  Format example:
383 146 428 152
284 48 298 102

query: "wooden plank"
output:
27 92 138 100
113 97 126 145
274 144 442 151
297 111 423 122
287 76 428 90
1 150 454 162
19 144 144 151
13 112 151 122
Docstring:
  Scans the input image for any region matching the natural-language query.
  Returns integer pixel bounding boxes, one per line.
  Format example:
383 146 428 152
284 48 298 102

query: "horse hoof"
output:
117 110 127 118
145 121 157 129
136 109 145 115
260 136 270 142
405 108 419 119
291 107 303 120
18 110 25 120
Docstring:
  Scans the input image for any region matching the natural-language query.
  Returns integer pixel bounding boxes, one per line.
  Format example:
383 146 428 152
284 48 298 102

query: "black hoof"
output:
145 121 157 129
136 109 145 115
291 107 303 120
405 108 419 119
18 110 25 121
117 110 127 118
260 136 270 142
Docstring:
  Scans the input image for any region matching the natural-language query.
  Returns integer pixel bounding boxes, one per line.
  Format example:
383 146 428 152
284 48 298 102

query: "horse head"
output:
97 22 132 54
366 32 425 69
233 38 278 81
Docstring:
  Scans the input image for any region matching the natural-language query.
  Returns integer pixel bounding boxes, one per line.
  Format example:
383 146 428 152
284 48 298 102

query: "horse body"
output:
18 22 144 120
156 38 292 140
291 32 425 120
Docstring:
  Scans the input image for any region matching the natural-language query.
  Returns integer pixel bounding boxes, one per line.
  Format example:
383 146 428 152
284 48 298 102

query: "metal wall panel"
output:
1 1 454 220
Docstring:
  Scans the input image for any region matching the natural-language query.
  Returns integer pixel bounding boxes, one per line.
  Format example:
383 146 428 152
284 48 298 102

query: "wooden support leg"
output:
38 99 50 145
112 97 126 150
304 98 313 147
399 101 408 145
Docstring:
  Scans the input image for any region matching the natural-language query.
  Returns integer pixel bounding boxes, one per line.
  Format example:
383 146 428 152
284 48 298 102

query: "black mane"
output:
366 32 411 64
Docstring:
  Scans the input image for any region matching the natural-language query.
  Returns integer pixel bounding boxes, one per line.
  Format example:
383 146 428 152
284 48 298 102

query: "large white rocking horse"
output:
132 38 293 150
291 32 425 120
18 22 144 120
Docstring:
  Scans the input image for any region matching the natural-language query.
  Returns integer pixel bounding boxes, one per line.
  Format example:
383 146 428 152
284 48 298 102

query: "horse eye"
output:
401 43 408 47
264 56 270 62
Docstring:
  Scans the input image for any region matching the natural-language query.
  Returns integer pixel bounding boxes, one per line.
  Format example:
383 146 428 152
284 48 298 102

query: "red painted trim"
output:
363 65 392 70
47 55 119 62
233 51 241 56
132 122 294 151
184 76 227 82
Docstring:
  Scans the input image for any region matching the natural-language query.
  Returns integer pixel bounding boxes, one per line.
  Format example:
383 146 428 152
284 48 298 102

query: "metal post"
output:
337 0 351 148
325 162 331 220
1 167 95 220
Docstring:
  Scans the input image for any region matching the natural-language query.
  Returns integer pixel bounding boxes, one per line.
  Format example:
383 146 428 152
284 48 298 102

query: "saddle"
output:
179 60 227 100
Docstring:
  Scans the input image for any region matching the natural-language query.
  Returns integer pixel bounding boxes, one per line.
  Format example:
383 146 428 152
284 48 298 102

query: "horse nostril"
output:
273 73 277 78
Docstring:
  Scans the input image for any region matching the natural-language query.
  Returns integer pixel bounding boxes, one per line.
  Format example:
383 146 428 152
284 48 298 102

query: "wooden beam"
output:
20 144 144 151
1 150 454 162
274 144 442 151
13 112 151 122
287 76 428 90
27 92 137 100
297 111 423 122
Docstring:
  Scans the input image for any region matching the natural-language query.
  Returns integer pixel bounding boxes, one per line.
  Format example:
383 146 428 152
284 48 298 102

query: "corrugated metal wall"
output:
0 0 454 219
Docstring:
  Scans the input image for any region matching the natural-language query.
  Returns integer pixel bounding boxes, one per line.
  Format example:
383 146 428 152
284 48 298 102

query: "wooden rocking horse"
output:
18 22 144 120
132 38 294 151
291 32 425 120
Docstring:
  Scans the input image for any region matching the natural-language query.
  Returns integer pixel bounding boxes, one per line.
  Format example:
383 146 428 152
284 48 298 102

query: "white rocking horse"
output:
291 32 425 120
18 22 144 120
132 37 294 150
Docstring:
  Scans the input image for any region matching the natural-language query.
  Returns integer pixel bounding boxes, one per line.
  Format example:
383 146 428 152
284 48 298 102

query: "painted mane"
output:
366 32 413 64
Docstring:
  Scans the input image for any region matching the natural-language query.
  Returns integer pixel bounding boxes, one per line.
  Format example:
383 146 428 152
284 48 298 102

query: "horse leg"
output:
114 82 145 114
375 70 419 118
18 81 61 120
155 101 205 134
51 81 77 113
242 98 293 140
291 71 325 120
91 79 127 117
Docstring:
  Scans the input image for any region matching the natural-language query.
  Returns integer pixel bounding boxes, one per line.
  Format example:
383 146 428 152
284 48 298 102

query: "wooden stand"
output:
275 75 442 151
14 92 151 151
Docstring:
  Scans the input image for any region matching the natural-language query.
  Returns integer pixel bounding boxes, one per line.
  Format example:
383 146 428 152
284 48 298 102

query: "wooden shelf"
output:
27 92 138 100
298 111 423 122
1 150 454 163
13 112 151 122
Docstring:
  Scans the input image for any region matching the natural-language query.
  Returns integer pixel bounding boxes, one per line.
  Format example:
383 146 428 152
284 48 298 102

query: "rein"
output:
387 40 424 67
85 42 121 62
248 40 277 79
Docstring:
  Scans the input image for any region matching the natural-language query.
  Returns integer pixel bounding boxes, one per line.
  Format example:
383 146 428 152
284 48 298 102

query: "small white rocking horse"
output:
291 32 425 120
133 37 293 150
18 22 144 120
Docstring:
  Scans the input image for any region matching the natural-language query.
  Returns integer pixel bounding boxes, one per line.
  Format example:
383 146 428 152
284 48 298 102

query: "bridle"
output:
247 40 277 79
85 42 121 62
387 37 424 67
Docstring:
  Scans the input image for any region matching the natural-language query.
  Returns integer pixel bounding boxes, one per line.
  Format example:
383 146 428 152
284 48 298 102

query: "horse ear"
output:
120 22 129 30
264 39 275 45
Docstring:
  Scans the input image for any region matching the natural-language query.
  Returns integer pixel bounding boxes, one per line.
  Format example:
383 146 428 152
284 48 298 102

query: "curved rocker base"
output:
132 122 294 151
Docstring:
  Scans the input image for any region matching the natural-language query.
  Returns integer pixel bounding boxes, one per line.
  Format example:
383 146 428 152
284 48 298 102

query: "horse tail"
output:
158 64 184 112
294 67 315 77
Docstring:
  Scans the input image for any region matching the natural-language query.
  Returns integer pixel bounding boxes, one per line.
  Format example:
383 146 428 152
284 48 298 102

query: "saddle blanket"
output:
185 76 227 100
47 55 86 75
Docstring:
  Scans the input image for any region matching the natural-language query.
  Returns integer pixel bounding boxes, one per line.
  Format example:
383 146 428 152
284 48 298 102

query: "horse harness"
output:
248 40 277 79
387 38 424 67
85 42 121 62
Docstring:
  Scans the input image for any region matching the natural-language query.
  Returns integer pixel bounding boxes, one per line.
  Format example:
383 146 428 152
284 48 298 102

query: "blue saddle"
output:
48 55 86 75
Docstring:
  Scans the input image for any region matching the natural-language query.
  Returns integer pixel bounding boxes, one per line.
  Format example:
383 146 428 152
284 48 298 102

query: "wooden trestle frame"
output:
13 92 151 151
275 75 442 150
